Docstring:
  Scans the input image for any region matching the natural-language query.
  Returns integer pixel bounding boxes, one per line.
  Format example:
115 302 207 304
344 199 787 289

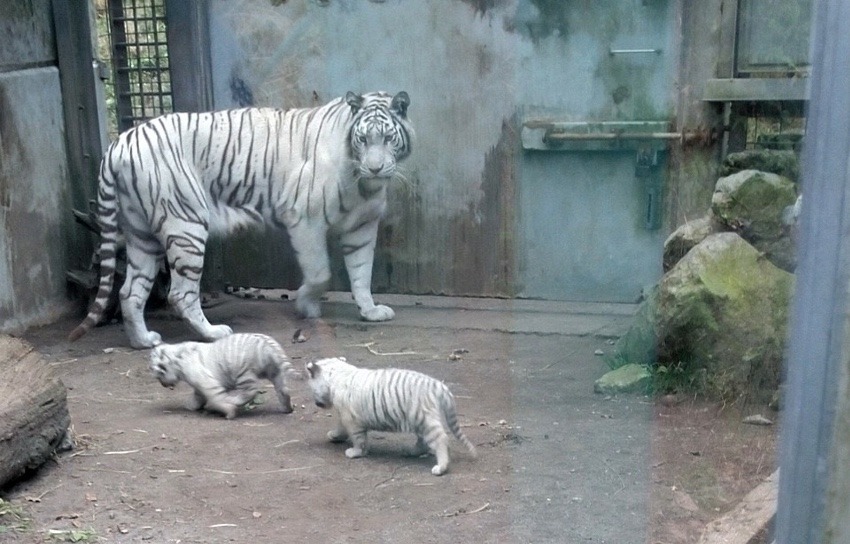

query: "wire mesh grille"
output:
106 0 173 132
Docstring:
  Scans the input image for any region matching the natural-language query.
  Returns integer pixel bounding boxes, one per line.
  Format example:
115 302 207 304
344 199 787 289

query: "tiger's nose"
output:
368 165 383 175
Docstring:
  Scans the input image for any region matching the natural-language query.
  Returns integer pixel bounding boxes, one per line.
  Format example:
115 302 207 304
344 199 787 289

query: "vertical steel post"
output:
775 0 850 542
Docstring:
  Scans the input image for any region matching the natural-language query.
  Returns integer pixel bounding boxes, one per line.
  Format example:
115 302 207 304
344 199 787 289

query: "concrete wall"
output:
204 0 725 303
0 0 74 333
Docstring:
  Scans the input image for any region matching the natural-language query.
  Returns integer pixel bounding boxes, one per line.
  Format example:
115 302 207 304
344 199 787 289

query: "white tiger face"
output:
306 361 333 408
346 92 412 179
149 345 181 389
306 357 354 408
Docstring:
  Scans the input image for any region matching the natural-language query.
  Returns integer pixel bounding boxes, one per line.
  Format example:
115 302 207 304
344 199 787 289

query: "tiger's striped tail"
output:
442 392 478 459
68 151 121 342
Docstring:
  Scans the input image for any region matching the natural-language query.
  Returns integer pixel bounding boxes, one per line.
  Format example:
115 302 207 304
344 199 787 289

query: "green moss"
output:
654 234 794 402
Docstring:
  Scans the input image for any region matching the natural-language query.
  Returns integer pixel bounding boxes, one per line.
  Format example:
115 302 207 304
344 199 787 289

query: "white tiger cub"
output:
69 91 413 349
149 333 298 419
306 357 477 476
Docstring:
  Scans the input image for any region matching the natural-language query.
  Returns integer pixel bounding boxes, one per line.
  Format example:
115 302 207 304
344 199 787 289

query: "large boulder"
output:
662 216 723 272
610 233 794 402
657 233 793 401
720 149 799 181
711 170 798 271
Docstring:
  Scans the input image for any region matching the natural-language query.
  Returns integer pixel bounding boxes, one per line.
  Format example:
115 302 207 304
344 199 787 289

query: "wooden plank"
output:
703 78 809 102
698 469 779 544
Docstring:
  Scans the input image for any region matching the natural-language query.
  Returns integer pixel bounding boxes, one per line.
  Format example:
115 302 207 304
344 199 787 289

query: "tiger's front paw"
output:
345 447 365 459
327 429 348 443
360 304 395 322
205 324 233 340
222 405 238 419
296 296 322 319
431 464 448 476
129 331 162 349
279 397 294 414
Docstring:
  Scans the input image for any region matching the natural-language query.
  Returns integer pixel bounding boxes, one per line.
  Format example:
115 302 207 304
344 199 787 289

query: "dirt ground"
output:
2 293 777 543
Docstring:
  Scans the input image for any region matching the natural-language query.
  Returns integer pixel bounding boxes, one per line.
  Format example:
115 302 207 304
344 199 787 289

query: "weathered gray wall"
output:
203 0 720 303
0 0 74 332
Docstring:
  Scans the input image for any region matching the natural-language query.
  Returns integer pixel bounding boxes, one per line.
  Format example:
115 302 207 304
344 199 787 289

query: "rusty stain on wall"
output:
0 86 25 210
458 0 509 16
0 68 73 332
373 116 519 297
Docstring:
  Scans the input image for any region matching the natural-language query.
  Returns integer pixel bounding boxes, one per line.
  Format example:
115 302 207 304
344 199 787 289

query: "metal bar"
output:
775 0 850 541
115 66 169 73
117 91 175 98
110 16 163 23
545 132 682 141
609 48 661 55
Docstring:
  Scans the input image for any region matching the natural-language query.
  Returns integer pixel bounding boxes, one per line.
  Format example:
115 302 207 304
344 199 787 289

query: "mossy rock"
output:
720 149 799 181
711 170 797 241
594 364 652 395
607 287 660 369
657 232 794 402
663 215 723 272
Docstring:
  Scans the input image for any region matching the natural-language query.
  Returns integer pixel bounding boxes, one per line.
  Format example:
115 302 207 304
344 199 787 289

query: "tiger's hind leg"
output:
202 391 240 420
163 223 233 342
409 435 430 457
187 389 207 411
120 243 165 348
421 420 451 476
269 371 294 414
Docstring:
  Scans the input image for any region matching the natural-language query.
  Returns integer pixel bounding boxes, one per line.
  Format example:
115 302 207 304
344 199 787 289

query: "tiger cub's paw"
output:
327 429 348 443
431 464 448 476
129 331 162 350
345 447 365 459
360 304 395 322
205 324 233 340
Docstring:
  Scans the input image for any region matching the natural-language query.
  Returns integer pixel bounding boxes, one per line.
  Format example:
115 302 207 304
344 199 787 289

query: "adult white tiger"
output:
69 91 413 349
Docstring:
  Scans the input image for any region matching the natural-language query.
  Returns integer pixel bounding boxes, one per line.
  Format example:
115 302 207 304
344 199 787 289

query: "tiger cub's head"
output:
346 91 413 181
306 357 353 409
149 344 183 389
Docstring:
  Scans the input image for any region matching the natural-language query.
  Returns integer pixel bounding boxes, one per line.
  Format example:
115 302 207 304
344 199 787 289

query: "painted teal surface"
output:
519 150 664 302
206 0 675 303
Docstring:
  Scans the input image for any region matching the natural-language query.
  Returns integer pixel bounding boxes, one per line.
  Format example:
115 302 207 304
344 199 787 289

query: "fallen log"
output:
0 335 71 487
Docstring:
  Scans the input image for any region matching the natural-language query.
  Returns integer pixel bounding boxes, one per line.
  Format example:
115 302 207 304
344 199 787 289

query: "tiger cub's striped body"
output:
70 92 413 348
149 333 298 419
306 357 477 475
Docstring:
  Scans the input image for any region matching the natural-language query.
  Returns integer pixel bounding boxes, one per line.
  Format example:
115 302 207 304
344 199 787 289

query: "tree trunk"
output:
0 335 70 487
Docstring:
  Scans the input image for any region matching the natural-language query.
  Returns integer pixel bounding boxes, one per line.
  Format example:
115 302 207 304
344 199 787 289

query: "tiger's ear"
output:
306 361 320 379
391 91 410 118
345 91 363 114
